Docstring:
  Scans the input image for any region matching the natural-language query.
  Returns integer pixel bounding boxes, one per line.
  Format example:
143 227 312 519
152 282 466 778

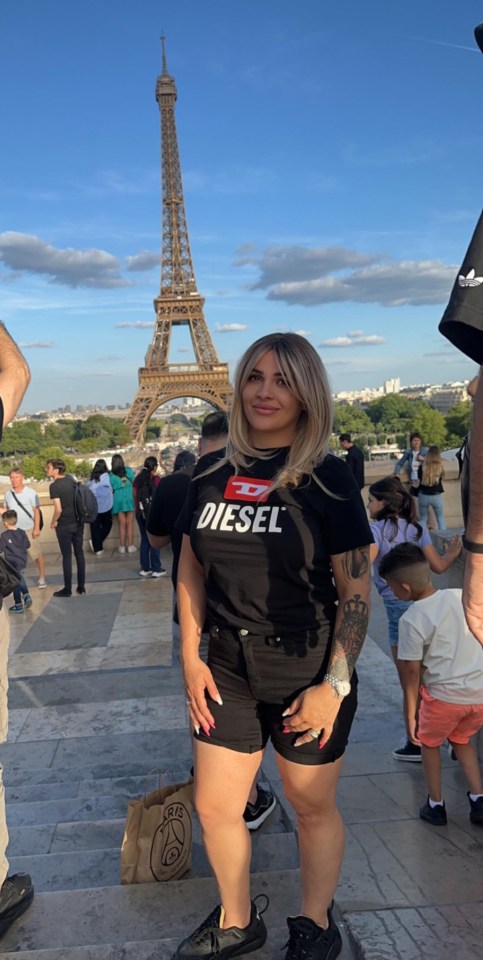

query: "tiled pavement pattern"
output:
0 549 481 958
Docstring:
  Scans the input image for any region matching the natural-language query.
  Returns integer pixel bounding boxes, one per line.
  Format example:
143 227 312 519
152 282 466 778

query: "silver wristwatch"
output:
323 673 351 698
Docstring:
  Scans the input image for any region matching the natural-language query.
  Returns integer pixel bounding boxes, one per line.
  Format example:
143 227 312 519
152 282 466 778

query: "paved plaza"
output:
0 547 481 958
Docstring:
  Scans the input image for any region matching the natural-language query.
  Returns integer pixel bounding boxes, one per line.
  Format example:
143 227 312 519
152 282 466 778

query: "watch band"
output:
462 536 483 554
323 673 344 697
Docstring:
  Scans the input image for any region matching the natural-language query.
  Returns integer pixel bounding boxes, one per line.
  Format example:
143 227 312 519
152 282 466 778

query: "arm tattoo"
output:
329 593 369 681
341 547 369 581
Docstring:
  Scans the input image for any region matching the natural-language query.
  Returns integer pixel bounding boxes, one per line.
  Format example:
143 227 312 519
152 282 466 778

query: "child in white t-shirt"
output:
379 542 483 827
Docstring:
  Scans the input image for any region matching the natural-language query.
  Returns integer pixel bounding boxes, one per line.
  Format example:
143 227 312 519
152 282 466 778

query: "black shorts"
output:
193 625 358 765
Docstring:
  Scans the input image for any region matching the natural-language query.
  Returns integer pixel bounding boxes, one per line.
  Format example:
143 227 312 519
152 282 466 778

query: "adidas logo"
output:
458 268 483 288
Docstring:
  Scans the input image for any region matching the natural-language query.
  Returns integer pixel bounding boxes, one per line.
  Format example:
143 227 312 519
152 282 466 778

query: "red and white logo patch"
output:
224 476 272 502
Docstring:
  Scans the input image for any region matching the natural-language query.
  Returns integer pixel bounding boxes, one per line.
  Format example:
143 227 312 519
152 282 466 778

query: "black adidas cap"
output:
475 23 483 54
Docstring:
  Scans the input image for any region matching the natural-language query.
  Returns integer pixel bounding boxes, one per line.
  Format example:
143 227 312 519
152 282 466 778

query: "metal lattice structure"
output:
125 38 232 444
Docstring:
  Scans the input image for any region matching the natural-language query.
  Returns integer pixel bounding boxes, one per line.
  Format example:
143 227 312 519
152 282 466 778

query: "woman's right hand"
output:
183 656 222 736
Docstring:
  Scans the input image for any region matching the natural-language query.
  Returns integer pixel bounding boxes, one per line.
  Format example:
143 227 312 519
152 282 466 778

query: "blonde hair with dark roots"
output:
422 445 445 487
217 333 334 493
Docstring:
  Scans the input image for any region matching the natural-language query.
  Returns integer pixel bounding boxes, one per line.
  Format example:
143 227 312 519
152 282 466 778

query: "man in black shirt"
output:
339 434 365 490
46 459 86 598
0 323 34 938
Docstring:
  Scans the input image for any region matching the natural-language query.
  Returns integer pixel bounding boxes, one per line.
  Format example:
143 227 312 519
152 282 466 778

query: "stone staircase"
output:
0 564 308 958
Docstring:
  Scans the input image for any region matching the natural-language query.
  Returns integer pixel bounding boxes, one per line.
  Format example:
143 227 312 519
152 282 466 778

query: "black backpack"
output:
73 480 98 524
137 475 154 519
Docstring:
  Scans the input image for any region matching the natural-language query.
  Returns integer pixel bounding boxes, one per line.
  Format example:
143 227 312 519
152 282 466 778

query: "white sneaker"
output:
95 550 104 557
127 545 137 554
118 546 126 554
151 570 167 578
88 539 94 553
37 579 47 589
139 570 152 577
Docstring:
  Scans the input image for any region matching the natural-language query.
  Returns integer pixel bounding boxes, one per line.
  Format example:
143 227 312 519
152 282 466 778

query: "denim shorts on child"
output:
384 598 412 647
192 624 358 765
418 686 483 747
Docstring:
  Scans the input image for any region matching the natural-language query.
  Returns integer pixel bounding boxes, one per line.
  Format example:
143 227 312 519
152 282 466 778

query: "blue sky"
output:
1 0 482 412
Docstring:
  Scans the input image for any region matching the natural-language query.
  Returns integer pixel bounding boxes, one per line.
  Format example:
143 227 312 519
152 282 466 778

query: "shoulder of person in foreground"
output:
314 452 362 495
192 447 226 479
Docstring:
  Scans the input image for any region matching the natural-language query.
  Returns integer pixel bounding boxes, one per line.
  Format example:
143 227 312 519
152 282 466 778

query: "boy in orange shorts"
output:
379 543 483 826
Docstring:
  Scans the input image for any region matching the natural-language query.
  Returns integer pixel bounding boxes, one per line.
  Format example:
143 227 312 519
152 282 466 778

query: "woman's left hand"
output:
282 683 342 747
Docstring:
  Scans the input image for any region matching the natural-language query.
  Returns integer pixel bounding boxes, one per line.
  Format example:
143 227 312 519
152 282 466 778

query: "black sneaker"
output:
0 873 34 939
53 588 72 598
244 785 276 831
468 792 483 825
392 739 422 762
284 906 342 960
419 796 447 826
174 896 268 960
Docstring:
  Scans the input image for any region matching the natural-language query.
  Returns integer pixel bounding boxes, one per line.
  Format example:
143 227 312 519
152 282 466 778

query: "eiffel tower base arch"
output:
125 366 233 446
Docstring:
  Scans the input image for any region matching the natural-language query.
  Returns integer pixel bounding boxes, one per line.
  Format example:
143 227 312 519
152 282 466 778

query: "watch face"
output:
338 681 351 697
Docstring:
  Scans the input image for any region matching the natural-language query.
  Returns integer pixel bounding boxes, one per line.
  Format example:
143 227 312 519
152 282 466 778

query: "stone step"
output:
2 930 294 960
8 832 299 891
0 870 300 952
4 760 191 791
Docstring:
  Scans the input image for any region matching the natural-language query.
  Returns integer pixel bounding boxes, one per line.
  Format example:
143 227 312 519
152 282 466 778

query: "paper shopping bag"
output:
121 778 193 883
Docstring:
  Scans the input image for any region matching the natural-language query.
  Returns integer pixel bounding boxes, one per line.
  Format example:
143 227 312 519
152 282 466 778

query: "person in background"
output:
87 459 113 556
175 334 372 960
339 433 365 489
110 454 136 554
418 446 446 531
3 467 46 588
368 475 462 762
133 456 165 578
0 322 33 938
147 448 198 589
0 511 32 614
46 459 86 598
394 432 427 498
380 543 483 827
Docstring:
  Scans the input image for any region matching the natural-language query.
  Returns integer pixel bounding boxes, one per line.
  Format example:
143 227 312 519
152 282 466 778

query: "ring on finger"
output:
185 698 192 706
309 728 320 740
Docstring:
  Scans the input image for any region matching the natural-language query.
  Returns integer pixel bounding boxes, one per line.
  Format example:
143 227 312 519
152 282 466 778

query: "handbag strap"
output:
10 490 33 521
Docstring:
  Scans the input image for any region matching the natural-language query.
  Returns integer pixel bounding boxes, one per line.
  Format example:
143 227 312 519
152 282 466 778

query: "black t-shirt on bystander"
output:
345 444 365 490
147 470 193 587
49 476 78 526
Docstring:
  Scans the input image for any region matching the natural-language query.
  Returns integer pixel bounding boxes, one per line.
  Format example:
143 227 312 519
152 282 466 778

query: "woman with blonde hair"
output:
175 333 372 960
418 445 446 530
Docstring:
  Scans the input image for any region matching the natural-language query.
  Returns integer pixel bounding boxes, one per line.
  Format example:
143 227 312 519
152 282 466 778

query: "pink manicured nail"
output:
319 740 327 750
203 727 211 737
282 726 290 734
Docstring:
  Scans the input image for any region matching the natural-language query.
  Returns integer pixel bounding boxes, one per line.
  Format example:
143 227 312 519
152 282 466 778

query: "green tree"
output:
410 406 447 449
365 395 415 430
444 400 472 448
75 460 93 478
333 403 373 436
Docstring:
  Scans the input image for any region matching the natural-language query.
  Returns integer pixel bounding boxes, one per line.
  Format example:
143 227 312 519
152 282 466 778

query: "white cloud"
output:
115 321 154 329
319 332 386 348
125 251 160 272
237 244 457 307
0 232 129 289
215 323 248 332
18 341 55 349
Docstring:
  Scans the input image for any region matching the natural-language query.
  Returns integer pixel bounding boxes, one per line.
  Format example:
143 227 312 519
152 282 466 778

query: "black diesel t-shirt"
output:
182 449 372 637
49 476 77 526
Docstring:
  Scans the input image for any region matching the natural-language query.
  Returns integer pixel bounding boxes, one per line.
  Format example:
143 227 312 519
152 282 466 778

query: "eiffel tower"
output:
125 38 233 445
